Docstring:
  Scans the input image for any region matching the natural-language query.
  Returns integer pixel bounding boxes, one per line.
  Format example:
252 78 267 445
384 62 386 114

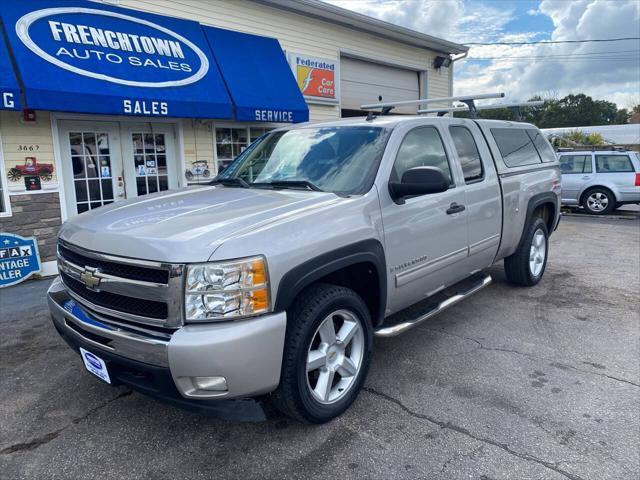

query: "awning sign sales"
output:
0 233 41 288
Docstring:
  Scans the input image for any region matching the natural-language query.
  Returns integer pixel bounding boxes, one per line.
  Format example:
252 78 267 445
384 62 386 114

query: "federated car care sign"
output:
0 233 41 288
288 52 339 104
0 0 233 118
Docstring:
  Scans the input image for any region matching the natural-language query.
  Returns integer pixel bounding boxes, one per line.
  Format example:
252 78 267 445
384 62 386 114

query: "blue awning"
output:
0 27 21 111
0 0 233 118
204 27 309 123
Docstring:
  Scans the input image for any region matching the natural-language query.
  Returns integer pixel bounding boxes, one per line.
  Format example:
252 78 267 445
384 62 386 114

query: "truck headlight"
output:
185 256 270 321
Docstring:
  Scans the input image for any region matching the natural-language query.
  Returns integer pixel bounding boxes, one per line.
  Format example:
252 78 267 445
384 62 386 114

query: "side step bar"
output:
374 273 492 338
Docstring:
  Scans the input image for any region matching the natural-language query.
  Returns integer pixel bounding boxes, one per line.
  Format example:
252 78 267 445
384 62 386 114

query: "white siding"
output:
0 111 59 193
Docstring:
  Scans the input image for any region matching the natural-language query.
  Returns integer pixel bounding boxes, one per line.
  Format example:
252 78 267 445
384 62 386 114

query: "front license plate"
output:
79 347 111 384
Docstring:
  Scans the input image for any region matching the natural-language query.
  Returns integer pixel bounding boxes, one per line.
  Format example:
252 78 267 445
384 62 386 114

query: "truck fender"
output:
516 192 559 248
274 239 387 325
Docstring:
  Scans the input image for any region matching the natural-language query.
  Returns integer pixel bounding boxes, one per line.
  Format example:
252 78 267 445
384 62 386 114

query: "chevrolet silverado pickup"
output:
48 114 561 423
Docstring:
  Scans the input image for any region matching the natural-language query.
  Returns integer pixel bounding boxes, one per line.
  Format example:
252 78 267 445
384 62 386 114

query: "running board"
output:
374 273 492 338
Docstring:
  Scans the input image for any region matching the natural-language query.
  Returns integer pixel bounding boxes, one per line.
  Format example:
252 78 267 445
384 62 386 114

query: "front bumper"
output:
48 277 286 413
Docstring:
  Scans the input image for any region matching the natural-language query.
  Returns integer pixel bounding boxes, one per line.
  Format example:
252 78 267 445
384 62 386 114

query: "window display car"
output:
185 160 211 180
7 157 55 182
48 110 561 423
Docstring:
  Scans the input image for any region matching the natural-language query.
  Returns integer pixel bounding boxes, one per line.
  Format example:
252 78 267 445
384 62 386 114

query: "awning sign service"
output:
0 233 41 288
0 0 233 118
203 27 309 123
289 53 339 104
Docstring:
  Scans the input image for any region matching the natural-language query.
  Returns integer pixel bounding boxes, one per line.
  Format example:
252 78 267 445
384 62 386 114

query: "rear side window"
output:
490 128 541 167
559 155 592 174
449 126 483 183
527 129 556 163
595 155 635 173
393 126 453 185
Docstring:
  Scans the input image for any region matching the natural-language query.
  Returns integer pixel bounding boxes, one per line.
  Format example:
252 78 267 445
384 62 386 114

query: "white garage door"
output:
340 57 420 114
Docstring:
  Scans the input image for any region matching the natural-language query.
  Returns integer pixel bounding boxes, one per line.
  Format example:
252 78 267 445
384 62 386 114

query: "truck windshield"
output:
217 126 390 195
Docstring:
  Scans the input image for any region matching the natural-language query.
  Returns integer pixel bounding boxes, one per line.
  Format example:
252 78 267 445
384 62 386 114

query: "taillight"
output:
635 173 640 186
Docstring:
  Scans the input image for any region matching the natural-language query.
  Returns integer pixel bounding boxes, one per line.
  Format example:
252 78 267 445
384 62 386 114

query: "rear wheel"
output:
504 217 549 286
582 187 615 215
273 283 373 423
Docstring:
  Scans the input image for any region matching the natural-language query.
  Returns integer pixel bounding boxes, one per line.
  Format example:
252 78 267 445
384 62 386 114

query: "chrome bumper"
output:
48 277 287 399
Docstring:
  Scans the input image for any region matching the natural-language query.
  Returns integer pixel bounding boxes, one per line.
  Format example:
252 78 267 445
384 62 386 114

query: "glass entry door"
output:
59 121 178 218
59 121 124 216
120 124 177 199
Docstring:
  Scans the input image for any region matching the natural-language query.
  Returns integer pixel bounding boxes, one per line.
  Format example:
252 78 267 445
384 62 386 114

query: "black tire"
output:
581 187 615 215
272 283 373 423
504 217 549 287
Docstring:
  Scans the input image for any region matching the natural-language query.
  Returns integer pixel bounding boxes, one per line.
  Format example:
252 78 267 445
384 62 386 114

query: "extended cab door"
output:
380 124 469 313
445 121 502 270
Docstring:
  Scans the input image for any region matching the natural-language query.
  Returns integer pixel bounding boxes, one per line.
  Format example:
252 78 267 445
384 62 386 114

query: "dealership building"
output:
0 0 467 278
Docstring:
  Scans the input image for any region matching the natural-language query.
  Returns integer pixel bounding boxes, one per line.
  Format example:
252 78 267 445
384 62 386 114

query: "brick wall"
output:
0 193 62 262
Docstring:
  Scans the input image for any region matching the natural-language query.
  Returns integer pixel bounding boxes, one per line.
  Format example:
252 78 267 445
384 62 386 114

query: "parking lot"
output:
1 211 638 480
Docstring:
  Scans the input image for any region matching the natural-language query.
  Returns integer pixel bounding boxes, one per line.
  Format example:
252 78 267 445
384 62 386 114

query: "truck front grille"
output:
58 243 169 284
57 240 184 328
60 271 168 319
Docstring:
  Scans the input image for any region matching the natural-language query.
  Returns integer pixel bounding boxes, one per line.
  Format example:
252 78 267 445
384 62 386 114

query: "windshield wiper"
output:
252 180 324 192
212 177 250 188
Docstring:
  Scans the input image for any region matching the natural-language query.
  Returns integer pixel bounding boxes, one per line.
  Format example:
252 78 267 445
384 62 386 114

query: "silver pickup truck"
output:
48 115 561 423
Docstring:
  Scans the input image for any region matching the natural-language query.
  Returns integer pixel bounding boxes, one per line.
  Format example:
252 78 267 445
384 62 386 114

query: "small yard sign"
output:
0 233 41 287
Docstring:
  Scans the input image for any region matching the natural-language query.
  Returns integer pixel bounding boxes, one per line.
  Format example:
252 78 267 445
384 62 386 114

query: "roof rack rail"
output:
360 92 505 118
418 100 544 121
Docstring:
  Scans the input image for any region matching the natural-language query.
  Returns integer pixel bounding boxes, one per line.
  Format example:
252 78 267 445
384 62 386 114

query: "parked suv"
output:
48 116 561 423
558 149 640 214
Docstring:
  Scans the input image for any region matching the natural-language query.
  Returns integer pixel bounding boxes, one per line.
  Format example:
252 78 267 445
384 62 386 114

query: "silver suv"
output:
558 149 640 214
48 115 561 423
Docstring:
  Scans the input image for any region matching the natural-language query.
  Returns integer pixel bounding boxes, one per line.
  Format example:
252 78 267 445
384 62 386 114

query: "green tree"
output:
630 105 640 124
453 93 624 128
614 108 629 124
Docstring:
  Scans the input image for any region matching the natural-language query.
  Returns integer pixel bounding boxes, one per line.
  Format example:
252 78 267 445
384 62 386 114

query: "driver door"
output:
381 125 469 313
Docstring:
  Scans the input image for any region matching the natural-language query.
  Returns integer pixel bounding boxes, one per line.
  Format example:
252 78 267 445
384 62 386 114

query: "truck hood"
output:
59 185 343 262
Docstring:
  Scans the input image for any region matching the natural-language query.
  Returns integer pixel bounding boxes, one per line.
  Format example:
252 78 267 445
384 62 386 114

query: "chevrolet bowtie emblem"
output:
80 267 101 291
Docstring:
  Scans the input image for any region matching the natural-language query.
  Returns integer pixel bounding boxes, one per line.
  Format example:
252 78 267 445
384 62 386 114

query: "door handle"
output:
446 202 466 214
582 176 591 180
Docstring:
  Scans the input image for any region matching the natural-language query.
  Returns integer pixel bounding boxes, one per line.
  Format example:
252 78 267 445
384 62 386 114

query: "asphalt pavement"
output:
1 212 638 480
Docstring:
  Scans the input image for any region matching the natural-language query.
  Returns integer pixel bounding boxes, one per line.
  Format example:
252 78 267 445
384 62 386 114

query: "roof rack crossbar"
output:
360 92 505 110
417 100 544 115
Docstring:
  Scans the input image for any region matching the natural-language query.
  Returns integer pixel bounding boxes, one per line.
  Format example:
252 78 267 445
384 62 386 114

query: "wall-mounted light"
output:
433 56 452 69
22 109 36 122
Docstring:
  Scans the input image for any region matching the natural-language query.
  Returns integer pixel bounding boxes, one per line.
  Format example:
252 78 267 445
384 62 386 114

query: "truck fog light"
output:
193 376 228 392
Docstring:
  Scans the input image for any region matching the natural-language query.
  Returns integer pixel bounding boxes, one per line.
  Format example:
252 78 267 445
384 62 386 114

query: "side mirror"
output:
389 166 449 202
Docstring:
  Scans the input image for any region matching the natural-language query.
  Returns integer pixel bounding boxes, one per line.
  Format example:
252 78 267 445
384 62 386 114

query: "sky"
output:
323 0 640 109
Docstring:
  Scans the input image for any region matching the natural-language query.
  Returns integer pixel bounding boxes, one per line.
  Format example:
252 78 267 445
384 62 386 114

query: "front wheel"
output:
273 284 373 423
504 217 549 286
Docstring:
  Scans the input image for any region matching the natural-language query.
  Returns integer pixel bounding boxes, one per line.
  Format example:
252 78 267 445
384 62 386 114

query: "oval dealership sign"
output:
15 7 210 88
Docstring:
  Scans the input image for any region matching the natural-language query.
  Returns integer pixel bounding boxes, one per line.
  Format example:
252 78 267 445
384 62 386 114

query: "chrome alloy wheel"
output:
529 229 547 277
587 192 609 212
306 309 365 404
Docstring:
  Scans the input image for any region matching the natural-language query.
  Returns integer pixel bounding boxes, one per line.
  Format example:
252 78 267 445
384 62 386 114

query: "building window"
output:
214 126 273 173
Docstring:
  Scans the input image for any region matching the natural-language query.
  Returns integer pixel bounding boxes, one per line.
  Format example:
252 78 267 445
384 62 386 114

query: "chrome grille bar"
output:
57 240 184 328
